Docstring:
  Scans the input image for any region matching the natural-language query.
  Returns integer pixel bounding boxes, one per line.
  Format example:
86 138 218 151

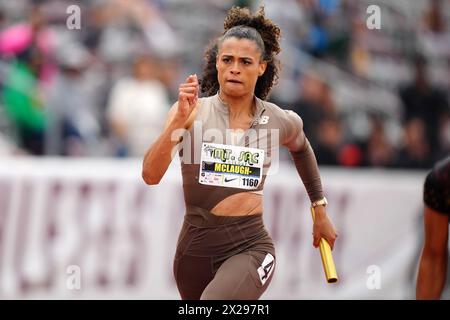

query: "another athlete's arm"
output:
142 74 199 185
416 163 450 300
416 206 448 299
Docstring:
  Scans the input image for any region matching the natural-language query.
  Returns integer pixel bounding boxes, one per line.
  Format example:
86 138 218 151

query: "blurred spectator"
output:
0 3 56 155
313 115 362 166
288 71 365 167
361 115 395 167
82 1 109 54
394 118 433 169
1 54 46 155
305 10 329 58
301 0 341 59
419 0 450 59
106 55 170 157
349 18 371 78
423 0 446 34
314 116 342 165
290 72 337 146
399 54 449 162
0 4 56 86
45 43 100 156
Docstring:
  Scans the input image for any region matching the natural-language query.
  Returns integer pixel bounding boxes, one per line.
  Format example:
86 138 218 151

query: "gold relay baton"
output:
311 207 338 283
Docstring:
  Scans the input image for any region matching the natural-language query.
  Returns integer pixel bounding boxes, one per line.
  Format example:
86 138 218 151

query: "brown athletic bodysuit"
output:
173 92 324 300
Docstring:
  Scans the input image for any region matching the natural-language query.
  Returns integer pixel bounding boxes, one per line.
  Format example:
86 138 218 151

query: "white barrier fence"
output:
0 157 435 299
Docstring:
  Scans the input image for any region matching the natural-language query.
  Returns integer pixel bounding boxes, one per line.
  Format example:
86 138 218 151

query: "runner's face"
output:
216 37 267 98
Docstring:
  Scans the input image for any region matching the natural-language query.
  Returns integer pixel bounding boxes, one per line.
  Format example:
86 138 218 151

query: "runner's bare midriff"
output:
210 192 263 216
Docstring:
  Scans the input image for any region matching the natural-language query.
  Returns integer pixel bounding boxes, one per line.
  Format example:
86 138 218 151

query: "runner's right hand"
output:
176 74 199 124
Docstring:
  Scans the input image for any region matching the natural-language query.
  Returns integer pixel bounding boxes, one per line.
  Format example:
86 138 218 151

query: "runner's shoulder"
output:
260 99 303 131
260 100 301 122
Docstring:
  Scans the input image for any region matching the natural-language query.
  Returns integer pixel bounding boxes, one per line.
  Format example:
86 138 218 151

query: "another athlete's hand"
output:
175 74 199 125
312 206 338 250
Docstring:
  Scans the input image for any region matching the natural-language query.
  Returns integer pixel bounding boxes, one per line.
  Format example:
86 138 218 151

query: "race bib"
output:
199 142 264 190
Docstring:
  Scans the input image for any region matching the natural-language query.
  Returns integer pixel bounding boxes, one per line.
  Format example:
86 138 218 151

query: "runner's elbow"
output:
423 243 448 261
142 169 162 185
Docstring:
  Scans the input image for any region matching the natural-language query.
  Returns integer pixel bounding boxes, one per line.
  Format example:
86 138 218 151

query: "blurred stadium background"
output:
0 0 449 299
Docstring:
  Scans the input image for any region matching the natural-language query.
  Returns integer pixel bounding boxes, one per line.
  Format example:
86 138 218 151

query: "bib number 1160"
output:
242 178 259 187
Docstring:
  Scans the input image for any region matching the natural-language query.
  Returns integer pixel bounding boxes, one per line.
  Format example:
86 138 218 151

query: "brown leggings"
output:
173 205 276 300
